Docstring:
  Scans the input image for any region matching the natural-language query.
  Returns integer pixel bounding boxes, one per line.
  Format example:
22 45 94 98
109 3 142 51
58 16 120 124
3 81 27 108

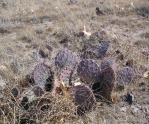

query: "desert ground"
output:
0 0 149 124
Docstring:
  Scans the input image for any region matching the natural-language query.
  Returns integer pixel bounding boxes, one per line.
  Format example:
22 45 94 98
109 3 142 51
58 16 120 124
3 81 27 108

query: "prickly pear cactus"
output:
55 50 77 68
77 59 101 84
33 63 54 91
96 41 110 58
32 86 44 97
69 84 96 115
60 67 75 87
101 57 115 70
100 66 116 100
81 40 110 59
102 67 115 88
117 67 134 85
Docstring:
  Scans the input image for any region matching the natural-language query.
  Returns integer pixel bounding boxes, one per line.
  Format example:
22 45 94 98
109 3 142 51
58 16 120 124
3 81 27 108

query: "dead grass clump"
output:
0 0 149 124
0 85 78 124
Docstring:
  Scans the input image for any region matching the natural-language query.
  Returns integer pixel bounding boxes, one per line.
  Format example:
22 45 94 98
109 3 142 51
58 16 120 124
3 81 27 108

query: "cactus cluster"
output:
15 33 139 116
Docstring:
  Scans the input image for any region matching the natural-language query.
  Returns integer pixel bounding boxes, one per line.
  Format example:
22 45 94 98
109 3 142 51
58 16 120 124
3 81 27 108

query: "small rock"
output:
124 92 134 105
143 71 149 78
96 7 104 16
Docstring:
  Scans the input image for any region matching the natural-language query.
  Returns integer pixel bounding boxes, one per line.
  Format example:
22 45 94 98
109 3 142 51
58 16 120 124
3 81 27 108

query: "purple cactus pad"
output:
77 59 101 84
96 41 110 58
117 67 134 85
60 67 74 87
55 50 77 68
32 86 44 97
70 84 96 115
33 63 54 91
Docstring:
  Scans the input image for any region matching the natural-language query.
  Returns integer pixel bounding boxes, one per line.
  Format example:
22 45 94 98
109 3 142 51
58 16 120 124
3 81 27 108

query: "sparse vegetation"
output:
0 0 149 124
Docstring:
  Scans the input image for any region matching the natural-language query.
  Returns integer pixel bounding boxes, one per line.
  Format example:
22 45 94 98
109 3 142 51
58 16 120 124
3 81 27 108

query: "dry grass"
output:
0 0 149 124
